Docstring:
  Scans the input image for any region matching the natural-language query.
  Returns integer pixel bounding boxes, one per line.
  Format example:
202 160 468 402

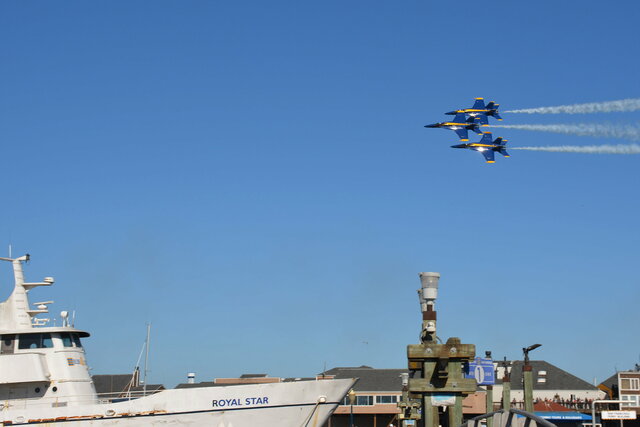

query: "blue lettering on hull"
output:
212 397 269 407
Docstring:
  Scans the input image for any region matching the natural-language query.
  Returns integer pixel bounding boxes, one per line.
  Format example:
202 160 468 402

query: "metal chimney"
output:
418 272 440 342
187 372 195 384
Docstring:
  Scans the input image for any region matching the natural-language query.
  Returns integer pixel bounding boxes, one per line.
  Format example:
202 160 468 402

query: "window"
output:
17 334 53 349
376 395 398 404
0 334 15 354
621 395 640 408
71 334 82 348
60 333 82 348
61 333 73 347
42 334 53 348
621 378 640 391
355 395 374 406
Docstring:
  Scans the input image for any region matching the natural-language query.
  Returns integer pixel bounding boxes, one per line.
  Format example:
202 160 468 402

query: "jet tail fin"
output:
488 102 502 120
499 148 510 158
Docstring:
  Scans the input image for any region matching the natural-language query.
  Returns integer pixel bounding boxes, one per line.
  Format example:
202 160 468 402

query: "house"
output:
491 360 604 407
598 368 640 427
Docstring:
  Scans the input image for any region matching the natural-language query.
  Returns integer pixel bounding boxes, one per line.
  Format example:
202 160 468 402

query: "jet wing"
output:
472 98 486 110
453 128 469 141
481 150 496 163
452 112 467 123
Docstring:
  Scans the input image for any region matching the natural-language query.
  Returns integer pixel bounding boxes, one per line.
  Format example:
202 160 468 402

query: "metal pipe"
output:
418 272 439 343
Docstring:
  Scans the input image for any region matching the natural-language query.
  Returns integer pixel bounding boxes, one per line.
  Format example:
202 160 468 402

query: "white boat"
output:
0 254 355 425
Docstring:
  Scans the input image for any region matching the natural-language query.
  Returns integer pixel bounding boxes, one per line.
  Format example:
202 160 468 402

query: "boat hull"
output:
1 378 355 426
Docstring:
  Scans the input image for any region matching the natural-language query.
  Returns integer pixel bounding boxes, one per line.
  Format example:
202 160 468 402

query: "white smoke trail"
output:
492 123 640 141
505 98 640 114
511 144 640 154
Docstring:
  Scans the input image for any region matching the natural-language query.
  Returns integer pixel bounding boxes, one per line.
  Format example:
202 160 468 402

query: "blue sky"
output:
1 1 638 387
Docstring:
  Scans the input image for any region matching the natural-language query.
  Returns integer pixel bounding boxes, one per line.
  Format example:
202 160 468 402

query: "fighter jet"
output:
446 98 503 126
424 112 482 141
451 132 509 163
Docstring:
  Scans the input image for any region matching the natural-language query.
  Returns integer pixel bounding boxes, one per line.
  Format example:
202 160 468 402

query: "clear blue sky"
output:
1 1 638 388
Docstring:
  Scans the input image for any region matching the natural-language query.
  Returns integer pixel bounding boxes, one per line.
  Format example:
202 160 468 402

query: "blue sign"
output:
465 357 495 385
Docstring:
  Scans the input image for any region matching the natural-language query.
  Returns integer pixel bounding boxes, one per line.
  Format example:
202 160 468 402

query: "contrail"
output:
511 144 640 154
505 98 640 114
492 123 640 141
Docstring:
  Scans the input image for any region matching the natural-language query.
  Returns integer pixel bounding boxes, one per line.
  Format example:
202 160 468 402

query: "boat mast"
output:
143 322 151 396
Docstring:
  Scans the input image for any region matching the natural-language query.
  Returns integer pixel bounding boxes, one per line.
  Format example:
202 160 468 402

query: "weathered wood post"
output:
522 344 541 413
501 358 511 410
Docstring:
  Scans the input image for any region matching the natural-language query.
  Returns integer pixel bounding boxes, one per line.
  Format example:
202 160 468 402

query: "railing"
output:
493 400 608 412
461 408 558 427
97 390 162 403
1 390 162 411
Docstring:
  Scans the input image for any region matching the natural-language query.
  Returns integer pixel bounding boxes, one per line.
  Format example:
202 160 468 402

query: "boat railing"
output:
0 390 162 411
96 389 163 403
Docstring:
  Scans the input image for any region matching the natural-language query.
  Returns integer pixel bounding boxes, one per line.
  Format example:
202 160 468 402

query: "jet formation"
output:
425 98 509 163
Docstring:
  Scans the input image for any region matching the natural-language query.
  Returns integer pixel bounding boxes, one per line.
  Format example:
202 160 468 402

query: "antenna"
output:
8 244 11 258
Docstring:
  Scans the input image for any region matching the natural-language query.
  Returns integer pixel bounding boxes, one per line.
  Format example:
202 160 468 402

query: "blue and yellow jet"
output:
424 112 482 141
451 132 509 163
446 98 502 126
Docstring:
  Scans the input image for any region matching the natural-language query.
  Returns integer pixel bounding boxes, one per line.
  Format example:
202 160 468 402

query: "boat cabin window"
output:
1 334 15 354
60 332 83 348
17 333 53 349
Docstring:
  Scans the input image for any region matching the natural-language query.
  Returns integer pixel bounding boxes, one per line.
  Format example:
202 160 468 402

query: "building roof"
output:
503 361 598 391
175 381 217 389
324 361 598 393
322 366 406 392
174 377 318 389
129 384 165 393
240 374 267 378
92 374 135 395
534 401 572 412
600 372 619 390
